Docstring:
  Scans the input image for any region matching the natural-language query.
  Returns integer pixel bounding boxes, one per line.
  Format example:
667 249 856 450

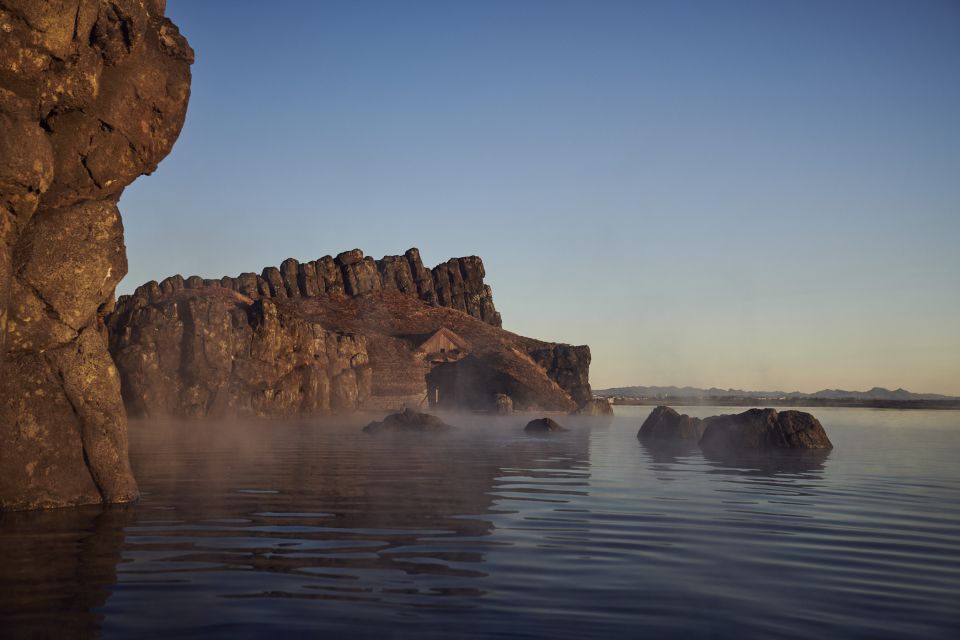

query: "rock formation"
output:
637 405 705 441
574 398 614 417
0 1 192 510
530 345 592 406
637 406 832 455
107 248 595 418
120 248 501 328
524 417 568 434
698 408 833 454
494 393 514 415
362 408 453 434
109 291 370 418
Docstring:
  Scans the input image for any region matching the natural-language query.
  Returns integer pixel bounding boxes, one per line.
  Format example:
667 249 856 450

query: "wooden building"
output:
418 327 469 363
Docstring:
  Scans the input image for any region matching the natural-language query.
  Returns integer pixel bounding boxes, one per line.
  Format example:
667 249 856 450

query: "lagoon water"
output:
2 407 959 639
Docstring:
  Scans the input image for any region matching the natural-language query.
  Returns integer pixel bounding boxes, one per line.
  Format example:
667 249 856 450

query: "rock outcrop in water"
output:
637 406 705 441
107 249 594 418
0 1 192 510
638 406 833 453
363 408 453 434
524 417 568 434
699 408 833 454
574 398 614 417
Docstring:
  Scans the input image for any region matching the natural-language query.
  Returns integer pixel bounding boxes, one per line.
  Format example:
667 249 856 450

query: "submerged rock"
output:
699 408 833 454
637 406 704 442
524 417 568 434
363 408 453 434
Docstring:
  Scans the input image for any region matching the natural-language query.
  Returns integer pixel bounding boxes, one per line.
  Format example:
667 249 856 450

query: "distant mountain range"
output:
594 385 958 402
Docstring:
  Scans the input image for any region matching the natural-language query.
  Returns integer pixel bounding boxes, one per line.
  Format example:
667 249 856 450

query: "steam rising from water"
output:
3 409 958 638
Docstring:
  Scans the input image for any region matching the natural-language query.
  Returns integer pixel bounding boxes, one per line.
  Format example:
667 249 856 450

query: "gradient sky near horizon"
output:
118 0 960 395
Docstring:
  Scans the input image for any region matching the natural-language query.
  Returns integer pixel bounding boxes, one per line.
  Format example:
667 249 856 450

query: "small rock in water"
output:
524 417 568 434
699 408 833 454
572 398 614 417
637 406 704 442
363 408 453 434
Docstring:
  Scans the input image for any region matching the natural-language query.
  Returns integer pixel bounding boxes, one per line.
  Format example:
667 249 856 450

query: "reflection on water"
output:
1 408 959 639
637 438 833 477
0 505 129 639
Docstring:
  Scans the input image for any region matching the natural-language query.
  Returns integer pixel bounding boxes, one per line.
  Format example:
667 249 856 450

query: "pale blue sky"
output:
119 0 960 394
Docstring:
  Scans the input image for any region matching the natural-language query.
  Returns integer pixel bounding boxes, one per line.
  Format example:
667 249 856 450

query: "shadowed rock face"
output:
637 406 705 442
0 1 192 510
109 291 371 419
699 408 833 454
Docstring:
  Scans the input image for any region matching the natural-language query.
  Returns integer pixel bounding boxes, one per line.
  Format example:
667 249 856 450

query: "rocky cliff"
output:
107 249 593 418
123 247 501 328
0 1 192 510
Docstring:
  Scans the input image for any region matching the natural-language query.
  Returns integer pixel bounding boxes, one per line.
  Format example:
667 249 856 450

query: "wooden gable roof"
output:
418 327 469 353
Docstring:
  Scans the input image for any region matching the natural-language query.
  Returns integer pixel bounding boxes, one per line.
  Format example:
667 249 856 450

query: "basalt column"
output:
0 1 192 510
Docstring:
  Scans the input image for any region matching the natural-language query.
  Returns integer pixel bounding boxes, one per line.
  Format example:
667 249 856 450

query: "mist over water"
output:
2 408 959 639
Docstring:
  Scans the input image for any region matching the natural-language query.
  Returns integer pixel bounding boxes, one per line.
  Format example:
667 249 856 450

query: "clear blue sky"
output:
119 0 960 394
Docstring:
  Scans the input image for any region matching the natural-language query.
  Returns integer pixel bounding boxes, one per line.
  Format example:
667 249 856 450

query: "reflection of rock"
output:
637 406 704 442
363 408 453 434
0 1 192 510
573 398 614 417
119 419 592 594
699 408 833 454
701 449 832 477
525 417 568 434
638 439 701 465
0 505 129 636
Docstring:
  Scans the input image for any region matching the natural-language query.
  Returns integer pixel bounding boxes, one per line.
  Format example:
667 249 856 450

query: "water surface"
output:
1 407 958 638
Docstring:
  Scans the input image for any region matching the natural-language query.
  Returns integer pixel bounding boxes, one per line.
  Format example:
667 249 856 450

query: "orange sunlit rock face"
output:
0 0 193 511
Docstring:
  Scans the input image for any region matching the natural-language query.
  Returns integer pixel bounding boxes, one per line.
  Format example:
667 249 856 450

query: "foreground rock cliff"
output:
106 248 594 418
0 1 192 510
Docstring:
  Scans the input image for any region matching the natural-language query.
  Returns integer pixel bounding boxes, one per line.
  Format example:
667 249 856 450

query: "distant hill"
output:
594 385 958 402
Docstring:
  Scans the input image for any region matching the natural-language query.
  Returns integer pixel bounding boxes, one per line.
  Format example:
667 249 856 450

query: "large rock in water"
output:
637 406 705 442
699 408 833 454
0 1 192 510
363 408 453 434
